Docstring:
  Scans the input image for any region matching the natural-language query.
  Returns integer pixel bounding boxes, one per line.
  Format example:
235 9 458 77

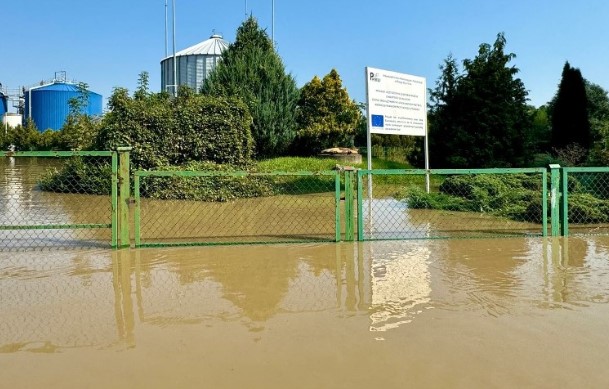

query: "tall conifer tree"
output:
550 62 591 151
201 17 299 157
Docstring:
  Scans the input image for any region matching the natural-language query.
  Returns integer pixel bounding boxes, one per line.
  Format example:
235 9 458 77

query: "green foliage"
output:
57 113 102 151
568 193 609 223
39 157 112 195
140 161 275 202
1 119 43 150
528 105 551 154
402 174 544 222
403 172 609 224
68 82 90 115
201 17 299 157
404 186 470 211
549 62 591 156
257 157 339 172
429 34 532 168
95 81 254 170
293 69 362 154
585 81 609 165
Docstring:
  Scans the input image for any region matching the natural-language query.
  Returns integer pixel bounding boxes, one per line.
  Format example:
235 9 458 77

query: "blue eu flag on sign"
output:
371 114 384 127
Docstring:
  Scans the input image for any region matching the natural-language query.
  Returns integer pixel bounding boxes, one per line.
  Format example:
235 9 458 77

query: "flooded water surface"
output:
2 237 609 388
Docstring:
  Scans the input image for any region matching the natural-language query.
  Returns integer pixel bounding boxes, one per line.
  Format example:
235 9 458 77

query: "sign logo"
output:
369 72 381 83
371 114 384 127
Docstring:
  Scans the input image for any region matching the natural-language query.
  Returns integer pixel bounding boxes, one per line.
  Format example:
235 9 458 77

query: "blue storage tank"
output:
23 82 103 131
0 92 7 116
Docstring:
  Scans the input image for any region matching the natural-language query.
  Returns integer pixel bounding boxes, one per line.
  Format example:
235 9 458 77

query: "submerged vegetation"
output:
401 173 609 224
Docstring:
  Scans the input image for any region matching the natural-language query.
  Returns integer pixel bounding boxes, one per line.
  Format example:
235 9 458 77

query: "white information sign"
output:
366 67 427 136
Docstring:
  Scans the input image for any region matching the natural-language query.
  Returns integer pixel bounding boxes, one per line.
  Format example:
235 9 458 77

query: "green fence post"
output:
549 164 561 237
117 147 132 248
334 172 341 242
357 171 364 241
560 168 569 237
111 151 119 248
541 169 548 237
344 169 355 241
134 174 141 247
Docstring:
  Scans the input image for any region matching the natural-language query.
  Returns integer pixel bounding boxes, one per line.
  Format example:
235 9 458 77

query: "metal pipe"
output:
165 0 168 57
172 0 177 96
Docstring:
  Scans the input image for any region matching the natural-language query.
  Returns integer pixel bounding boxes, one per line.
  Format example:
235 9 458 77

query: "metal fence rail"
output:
1 151 118 250
357 168 548 240
4 150 609 251
561 167 609 236
134 170 341 247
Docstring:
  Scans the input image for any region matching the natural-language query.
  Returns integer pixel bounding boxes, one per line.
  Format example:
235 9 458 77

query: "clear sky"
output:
2 0 609 112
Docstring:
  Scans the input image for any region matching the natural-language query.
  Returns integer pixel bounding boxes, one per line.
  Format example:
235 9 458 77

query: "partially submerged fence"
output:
1 151 119 250
2 149 609 251
559 167 609 236
133 170 341 247
357 168 548 240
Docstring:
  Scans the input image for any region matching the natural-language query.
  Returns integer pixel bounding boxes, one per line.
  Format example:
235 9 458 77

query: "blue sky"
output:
2 1 609 111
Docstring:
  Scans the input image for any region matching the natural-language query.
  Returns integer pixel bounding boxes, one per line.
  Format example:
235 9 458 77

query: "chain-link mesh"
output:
563 168 609 235
358 169 548 240
1 152 115 250
134 171 340 246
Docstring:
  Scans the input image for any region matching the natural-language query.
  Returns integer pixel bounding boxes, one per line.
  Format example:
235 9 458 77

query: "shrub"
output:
404 174 545 223
96 85 254 170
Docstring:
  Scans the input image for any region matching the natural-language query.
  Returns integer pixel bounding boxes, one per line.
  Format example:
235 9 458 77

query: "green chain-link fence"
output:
4 152 609 251
133 170 341 246
1 151 118 250
357 168 548 240
561 167 609 236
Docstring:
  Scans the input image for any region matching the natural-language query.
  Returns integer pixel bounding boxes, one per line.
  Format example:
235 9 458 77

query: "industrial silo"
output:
161 34 229 94
0 91 7 117
23 82 103 131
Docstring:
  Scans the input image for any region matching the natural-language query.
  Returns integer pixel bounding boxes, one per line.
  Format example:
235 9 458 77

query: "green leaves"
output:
97 83 254 170
293 69 362 154
201 17 299 158
429 33 531 168
550 62 591 155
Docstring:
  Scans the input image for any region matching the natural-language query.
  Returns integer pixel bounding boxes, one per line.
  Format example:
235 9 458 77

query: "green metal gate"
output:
133 170 342 247
560 167 609 236
1 151 119 250
356 168 549 240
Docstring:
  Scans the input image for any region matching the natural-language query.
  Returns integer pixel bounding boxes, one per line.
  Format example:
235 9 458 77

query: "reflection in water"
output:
3 237 609 349
364 241 432 332
2 237 609 387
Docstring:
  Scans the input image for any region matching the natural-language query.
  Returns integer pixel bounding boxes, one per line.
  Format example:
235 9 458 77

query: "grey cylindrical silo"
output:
160 34 229 94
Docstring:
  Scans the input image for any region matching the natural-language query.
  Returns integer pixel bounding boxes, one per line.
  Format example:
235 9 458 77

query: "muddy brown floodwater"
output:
2 237 609 388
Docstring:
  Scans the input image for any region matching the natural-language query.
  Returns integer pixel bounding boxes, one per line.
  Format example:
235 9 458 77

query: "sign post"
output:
364 67 428 239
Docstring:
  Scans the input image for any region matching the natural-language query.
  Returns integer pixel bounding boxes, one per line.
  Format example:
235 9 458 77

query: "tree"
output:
201 17 299 157
550 62 591 153
428 34 532 168
4 119 41 151
585 81 609 164
293 69 362 154
528 104 551 153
